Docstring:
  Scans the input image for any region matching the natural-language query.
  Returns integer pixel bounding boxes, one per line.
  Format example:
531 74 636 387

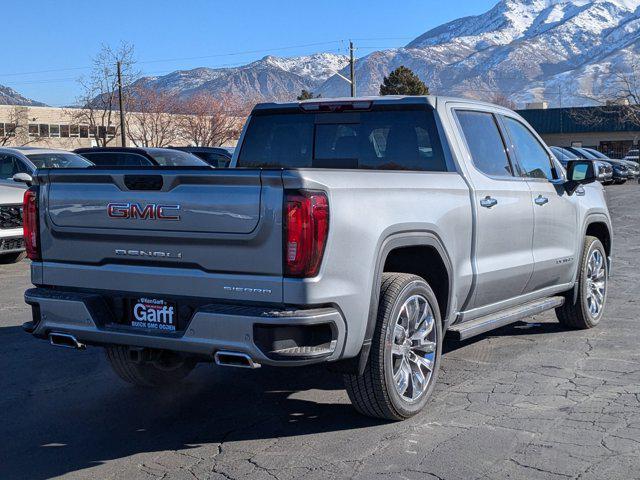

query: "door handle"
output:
534 195 549 206
480 196 498 208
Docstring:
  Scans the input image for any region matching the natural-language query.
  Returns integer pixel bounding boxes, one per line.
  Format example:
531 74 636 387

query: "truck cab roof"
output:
252 95 516 115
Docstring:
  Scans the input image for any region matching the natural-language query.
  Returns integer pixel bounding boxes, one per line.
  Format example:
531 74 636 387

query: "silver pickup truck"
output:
23 96 611 420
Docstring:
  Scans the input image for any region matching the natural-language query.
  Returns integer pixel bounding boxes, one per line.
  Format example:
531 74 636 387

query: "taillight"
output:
23 188 40 261
284 190 329 278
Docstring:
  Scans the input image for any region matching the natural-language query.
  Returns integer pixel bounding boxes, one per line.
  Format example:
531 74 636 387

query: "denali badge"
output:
115 249 183 259
107 203 181 220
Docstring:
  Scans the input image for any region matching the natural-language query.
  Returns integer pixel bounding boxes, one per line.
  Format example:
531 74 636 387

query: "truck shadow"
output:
443 319 573 353
0 325 384 480
1 319 570 479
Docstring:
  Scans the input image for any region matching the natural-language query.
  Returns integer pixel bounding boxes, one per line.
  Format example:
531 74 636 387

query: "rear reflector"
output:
23 188 40 261
284 191 329 278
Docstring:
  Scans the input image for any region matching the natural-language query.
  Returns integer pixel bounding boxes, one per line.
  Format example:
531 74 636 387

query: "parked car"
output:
566 147 630 184
550 146 578 163
596 162 615 185
550 147 613 185
23 96 611 421
0 147 92 183
0 182 26 264
582 147 640 180
170 146 234 168
623 148 639 163
74 147 211 167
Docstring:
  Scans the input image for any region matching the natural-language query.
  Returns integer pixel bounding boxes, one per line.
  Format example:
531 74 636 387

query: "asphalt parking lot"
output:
1 184 639 480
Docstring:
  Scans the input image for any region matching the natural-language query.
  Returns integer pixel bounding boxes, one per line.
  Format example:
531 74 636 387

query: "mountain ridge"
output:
0 85 47 107
132 0 640 107
5 0 640 108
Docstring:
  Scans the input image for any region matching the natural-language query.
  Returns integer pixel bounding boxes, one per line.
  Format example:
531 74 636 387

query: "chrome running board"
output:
449 296 565 341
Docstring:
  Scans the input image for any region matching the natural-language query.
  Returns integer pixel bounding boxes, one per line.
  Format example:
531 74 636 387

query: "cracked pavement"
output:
1 184 639 480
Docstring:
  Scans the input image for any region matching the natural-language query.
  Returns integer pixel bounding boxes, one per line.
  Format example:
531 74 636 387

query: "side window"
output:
456 111 514 178
0 155 20 179
503 117 555 180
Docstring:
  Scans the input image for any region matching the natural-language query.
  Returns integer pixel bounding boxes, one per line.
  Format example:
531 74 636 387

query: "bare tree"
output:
68 42 137 146
452 75 522 108
571 63 640 129
610 65 640 126
490 92 517 110
125 83 181 147
178 93 250 147
0 106 22 146
0 106 42 146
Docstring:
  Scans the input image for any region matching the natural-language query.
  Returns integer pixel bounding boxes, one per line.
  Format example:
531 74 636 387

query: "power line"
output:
136 40 344 66
0 40 344 79
351 36 414 41
0 36 414 79
1 48 351 88
4 77 78 85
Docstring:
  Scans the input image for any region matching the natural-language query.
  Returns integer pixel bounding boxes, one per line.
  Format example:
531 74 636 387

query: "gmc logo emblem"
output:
107 203 181 220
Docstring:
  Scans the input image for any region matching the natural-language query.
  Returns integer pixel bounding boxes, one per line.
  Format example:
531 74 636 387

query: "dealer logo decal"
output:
131 297 176 331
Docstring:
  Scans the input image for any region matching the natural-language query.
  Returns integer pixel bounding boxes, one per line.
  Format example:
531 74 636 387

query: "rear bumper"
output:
24 288 347 366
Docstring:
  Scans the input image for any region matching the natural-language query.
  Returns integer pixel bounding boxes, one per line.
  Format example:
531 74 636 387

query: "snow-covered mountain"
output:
136 53 349 101
0 85 46 106
321 0 640 105
135 0 640 107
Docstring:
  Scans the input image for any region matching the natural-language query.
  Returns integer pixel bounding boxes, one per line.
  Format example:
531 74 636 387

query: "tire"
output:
556 236 608 329
343 273 442 421
105 346 196 387
0 251 26 264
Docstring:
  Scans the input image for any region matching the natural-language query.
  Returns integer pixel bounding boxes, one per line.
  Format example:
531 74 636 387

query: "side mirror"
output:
565 160 596 195
12 172 33 185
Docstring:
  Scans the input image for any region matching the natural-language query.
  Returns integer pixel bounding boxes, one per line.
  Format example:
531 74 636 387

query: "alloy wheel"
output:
390 294 437 402
585 249 606 317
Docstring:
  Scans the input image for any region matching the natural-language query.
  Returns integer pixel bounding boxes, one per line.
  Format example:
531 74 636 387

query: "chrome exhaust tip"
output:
49 333 86 350
214 351 261 369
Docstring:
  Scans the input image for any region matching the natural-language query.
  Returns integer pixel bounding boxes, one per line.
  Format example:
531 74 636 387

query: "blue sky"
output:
3 0 496 106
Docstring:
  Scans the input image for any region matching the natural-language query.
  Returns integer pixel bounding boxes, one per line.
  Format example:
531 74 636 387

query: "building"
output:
517 105 640 158
0 104 242 150
0 105 124 149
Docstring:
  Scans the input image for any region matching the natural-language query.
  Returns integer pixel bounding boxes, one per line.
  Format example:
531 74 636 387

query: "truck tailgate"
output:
37 169 284 298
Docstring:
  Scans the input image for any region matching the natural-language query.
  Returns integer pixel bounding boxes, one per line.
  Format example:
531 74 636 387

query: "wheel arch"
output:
568 215 612 304
584 219 612 258
577 214 612 281
348 231 454 375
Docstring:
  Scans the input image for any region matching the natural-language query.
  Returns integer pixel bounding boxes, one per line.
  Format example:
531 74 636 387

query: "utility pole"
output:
349 41 356 97
117 61 127 147
558 84 563 109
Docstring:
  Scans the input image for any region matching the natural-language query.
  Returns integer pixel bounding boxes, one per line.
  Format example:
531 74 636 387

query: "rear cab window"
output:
237 106 449 172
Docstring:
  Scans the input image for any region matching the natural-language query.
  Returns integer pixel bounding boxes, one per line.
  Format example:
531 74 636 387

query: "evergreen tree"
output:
379 66 429 96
